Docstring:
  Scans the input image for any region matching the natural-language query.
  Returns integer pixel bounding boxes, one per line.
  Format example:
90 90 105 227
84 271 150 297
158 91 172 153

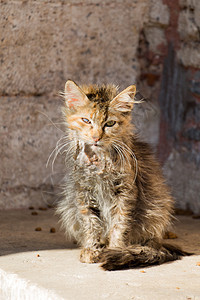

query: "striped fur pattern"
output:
57 80 187 271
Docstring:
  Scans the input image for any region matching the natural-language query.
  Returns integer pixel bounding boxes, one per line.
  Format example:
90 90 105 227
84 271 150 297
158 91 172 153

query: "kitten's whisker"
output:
51 142 72 172
63 144 75 158
113 139 138 183
117 144 132 169
116 147 124 172
111 144 121 169
46 135 71 171
112 143 125 172
46 142 63 169
51 122 69 126
52 141 75 168
46 136 71 168
37 110 65 133
64 147 76 163
113 141 130 170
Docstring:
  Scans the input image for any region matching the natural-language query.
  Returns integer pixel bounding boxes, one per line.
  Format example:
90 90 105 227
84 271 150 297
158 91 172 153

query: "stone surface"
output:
164 150 200 214
0 96 65 209
0 209 200 300
158 44 200 213
0 0 148 95
144 27 166 53
177 45 200 68
178 10 199 41
177 0 200 68
149 0 170 25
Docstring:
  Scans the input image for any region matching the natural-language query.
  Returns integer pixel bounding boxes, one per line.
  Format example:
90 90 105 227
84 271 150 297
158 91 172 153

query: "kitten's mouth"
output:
91 143 103 152
92 142 102 147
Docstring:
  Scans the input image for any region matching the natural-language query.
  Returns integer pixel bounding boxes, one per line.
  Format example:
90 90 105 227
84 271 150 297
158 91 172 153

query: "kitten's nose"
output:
92 127 102 144
93 137 100 143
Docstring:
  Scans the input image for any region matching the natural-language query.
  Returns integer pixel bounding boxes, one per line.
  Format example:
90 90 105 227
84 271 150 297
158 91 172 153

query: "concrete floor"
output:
0 208 200 300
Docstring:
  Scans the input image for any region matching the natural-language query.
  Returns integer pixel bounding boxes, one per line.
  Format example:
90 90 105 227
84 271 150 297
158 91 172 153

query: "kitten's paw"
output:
80 248 102 263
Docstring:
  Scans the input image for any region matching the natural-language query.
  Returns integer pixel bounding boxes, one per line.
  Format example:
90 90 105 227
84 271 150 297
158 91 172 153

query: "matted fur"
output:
57 80 188 271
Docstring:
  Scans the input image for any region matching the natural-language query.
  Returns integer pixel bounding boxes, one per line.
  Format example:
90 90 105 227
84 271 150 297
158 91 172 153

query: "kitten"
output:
57 80 188 271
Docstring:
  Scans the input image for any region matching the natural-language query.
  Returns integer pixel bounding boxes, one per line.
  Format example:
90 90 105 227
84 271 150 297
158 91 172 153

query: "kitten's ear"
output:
110 85 136 112
64 80 88 109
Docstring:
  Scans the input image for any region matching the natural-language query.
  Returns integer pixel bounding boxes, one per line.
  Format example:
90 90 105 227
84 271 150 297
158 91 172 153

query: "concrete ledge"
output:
0 268 63 300
0 209 200 299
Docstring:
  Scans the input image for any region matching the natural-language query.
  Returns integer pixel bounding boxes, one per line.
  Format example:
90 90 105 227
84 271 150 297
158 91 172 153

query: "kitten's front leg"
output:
109 220 127 248
108 189 136 248
80 248 102 263
78 206 103 263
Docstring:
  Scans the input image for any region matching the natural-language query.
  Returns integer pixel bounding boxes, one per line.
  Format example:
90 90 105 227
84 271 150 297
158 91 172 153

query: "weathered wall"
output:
0 0 200 212
158 0 200 213
135 0 200 213
0 0 148 209
0 0 148 95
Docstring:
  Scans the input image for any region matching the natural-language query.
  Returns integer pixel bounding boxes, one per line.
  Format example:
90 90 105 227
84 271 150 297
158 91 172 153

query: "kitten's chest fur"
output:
74 142 124 198
72 142 129 230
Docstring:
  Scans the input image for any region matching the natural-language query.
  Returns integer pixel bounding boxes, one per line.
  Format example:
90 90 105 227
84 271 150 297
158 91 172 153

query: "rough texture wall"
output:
134 0 200 213
140 0 200 214
158 0 200 213
1 0 200 212
0 0 148 209
0 0 148 96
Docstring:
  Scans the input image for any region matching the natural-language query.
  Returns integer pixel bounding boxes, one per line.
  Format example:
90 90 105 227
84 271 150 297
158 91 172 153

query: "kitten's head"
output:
63 80 136 148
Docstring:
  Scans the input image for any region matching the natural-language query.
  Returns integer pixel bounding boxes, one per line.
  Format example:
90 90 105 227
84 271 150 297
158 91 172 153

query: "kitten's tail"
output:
100 243 191 271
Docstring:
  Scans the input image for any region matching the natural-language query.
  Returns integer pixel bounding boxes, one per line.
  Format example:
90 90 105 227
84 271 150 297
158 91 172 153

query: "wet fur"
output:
57 80 188 271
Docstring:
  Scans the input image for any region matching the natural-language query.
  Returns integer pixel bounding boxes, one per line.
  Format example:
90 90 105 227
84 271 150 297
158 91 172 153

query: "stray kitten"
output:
57 80 188 271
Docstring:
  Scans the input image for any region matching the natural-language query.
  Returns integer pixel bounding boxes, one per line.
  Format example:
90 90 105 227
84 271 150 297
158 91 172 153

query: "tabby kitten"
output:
57 80 187 271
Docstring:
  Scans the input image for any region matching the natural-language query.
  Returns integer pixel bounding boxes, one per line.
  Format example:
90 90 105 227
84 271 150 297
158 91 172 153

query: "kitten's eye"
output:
105 120 116 127
81 118 91 124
